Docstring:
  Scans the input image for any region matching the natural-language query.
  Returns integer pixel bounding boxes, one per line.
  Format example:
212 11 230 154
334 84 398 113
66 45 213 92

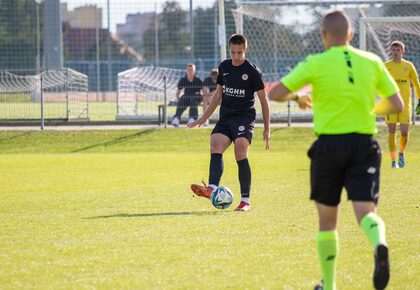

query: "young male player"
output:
268 11 403 290
384 40 420 168
188 34 270 211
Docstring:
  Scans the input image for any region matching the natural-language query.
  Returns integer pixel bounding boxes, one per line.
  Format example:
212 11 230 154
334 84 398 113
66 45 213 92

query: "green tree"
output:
143 1 189 62
0 0 43 71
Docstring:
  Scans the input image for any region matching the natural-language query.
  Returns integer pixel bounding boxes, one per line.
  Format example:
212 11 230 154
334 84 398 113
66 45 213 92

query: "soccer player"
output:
202 68 218 126
268 11 403 290
384 40 420 168
171 63 203 127
188 34 270 211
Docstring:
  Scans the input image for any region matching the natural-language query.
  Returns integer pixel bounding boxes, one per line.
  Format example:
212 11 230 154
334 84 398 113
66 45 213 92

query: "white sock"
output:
209 184 217 190
241 197 250 204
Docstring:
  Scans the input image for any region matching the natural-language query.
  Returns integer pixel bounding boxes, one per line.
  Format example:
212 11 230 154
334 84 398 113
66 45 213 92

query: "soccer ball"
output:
210 186 234 209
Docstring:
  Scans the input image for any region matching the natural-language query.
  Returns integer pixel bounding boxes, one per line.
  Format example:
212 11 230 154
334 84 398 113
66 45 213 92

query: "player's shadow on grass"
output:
72 129 156 153
85 211 226 219
0 131 34 143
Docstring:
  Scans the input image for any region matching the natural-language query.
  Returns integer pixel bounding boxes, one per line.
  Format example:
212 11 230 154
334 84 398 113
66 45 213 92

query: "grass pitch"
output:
0 127 419 289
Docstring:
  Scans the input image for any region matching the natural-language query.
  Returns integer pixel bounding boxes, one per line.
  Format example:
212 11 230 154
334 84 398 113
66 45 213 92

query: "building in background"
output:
116 12 154 55
61 3 102 29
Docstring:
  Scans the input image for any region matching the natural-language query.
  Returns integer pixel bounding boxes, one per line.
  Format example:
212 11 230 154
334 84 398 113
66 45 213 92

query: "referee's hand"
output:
296 94 312 109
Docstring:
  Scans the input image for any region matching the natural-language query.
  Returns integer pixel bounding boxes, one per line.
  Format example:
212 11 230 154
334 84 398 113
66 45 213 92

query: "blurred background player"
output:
268 10 403 290
188 34 270 211
384 40 420 168
171 63 203 127
202 68 218 126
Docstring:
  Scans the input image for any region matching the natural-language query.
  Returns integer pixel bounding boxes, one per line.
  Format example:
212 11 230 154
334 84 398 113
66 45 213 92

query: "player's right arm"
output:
188 84 222 128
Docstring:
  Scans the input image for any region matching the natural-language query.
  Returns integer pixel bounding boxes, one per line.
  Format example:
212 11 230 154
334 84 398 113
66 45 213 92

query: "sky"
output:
63 0 215 32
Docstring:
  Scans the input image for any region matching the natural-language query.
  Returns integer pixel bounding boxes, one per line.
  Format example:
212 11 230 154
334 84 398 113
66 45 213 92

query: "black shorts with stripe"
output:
307 133 381 206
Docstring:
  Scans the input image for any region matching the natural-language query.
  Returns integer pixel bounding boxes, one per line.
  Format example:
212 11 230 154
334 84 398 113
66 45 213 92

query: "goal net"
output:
117 65 308 122
0 68 89 121
232 0 420 118
117 66 208 120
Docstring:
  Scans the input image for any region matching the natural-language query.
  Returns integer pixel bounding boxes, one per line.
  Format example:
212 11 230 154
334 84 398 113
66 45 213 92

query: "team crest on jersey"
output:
242 74 248 80
403 67 408 72
238 125 245 131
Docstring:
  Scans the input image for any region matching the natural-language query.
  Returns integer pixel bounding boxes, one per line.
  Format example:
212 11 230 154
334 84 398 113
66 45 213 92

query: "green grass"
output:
0 100 300 121
0 127 419 289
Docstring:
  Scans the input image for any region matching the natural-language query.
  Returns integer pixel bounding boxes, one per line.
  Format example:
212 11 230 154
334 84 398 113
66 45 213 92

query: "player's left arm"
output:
256 89 270 150
409 64 420 114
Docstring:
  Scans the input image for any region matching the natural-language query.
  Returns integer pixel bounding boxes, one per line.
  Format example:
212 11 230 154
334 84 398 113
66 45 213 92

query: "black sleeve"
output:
203 77 211 87
177 77 185 90
217 63 223 86
251 66 265 92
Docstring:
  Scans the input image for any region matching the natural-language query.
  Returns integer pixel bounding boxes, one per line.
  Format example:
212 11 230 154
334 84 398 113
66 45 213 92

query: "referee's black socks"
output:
237 158 251 198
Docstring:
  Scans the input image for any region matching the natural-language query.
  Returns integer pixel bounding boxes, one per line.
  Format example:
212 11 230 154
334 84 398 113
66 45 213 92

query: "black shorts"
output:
211 116 255 144
307 133 381 206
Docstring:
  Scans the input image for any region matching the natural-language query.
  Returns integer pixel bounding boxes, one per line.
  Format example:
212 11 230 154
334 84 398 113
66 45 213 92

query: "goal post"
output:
359 16 420 124
0 68 89 122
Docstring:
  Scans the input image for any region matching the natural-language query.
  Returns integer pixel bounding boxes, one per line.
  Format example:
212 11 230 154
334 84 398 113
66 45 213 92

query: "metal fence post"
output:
163 75 167 128
40 72 44 130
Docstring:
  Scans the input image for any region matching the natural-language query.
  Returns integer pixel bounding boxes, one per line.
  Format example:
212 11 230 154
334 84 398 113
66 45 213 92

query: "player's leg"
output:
353 202 389 290
315 203 339 290
191 128 231 199
345 136 389 290
172 96 188 127
234 137 251 211
398 118 410 168
188 95 199 124
308 136 346 290
209 133 231 187
386 119 398 168
230 118 255 211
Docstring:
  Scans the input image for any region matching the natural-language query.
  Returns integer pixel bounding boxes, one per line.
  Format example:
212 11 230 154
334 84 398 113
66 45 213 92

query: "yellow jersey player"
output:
384 41 420 168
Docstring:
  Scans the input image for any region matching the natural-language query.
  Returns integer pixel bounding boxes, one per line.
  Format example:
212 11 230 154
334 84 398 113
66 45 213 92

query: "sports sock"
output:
237 158 251 198
388 133 397 161
360 212 386 248
240 197 250 204
316 231 338 290
209 153 223 187
399 134 408 153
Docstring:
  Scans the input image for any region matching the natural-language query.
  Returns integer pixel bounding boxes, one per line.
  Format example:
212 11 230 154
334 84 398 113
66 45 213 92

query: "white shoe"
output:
187 118 195 125
203 120 209 127
171 116 179 127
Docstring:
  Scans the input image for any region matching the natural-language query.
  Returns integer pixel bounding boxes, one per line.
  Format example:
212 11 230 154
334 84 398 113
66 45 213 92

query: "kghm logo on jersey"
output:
223 86 246 98
242 74 248 80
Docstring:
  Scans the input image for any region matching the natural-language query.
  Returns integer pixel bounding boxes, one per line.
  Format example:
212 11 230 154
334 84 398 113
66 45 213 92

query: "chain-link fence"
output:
1 0 420 126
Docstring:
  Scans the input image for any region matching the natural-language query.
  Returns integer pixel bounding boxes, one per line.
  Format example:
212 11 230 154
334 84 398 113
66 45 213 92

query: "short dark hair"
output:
323 10 350 39
390 40 405 51
210 68 218 76
228 34 247 48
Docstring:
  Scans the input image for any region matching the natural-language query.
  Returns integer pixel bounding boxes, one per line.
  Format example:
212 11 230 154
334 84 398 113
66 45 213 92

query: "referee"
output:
269 10 403 290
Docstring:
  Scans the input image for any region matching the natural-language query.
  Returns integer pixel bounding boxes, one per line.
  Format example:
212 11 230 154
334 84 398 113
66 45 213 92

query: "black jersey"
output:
203 77 217 93
177 75 203 96
217 59 264 120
